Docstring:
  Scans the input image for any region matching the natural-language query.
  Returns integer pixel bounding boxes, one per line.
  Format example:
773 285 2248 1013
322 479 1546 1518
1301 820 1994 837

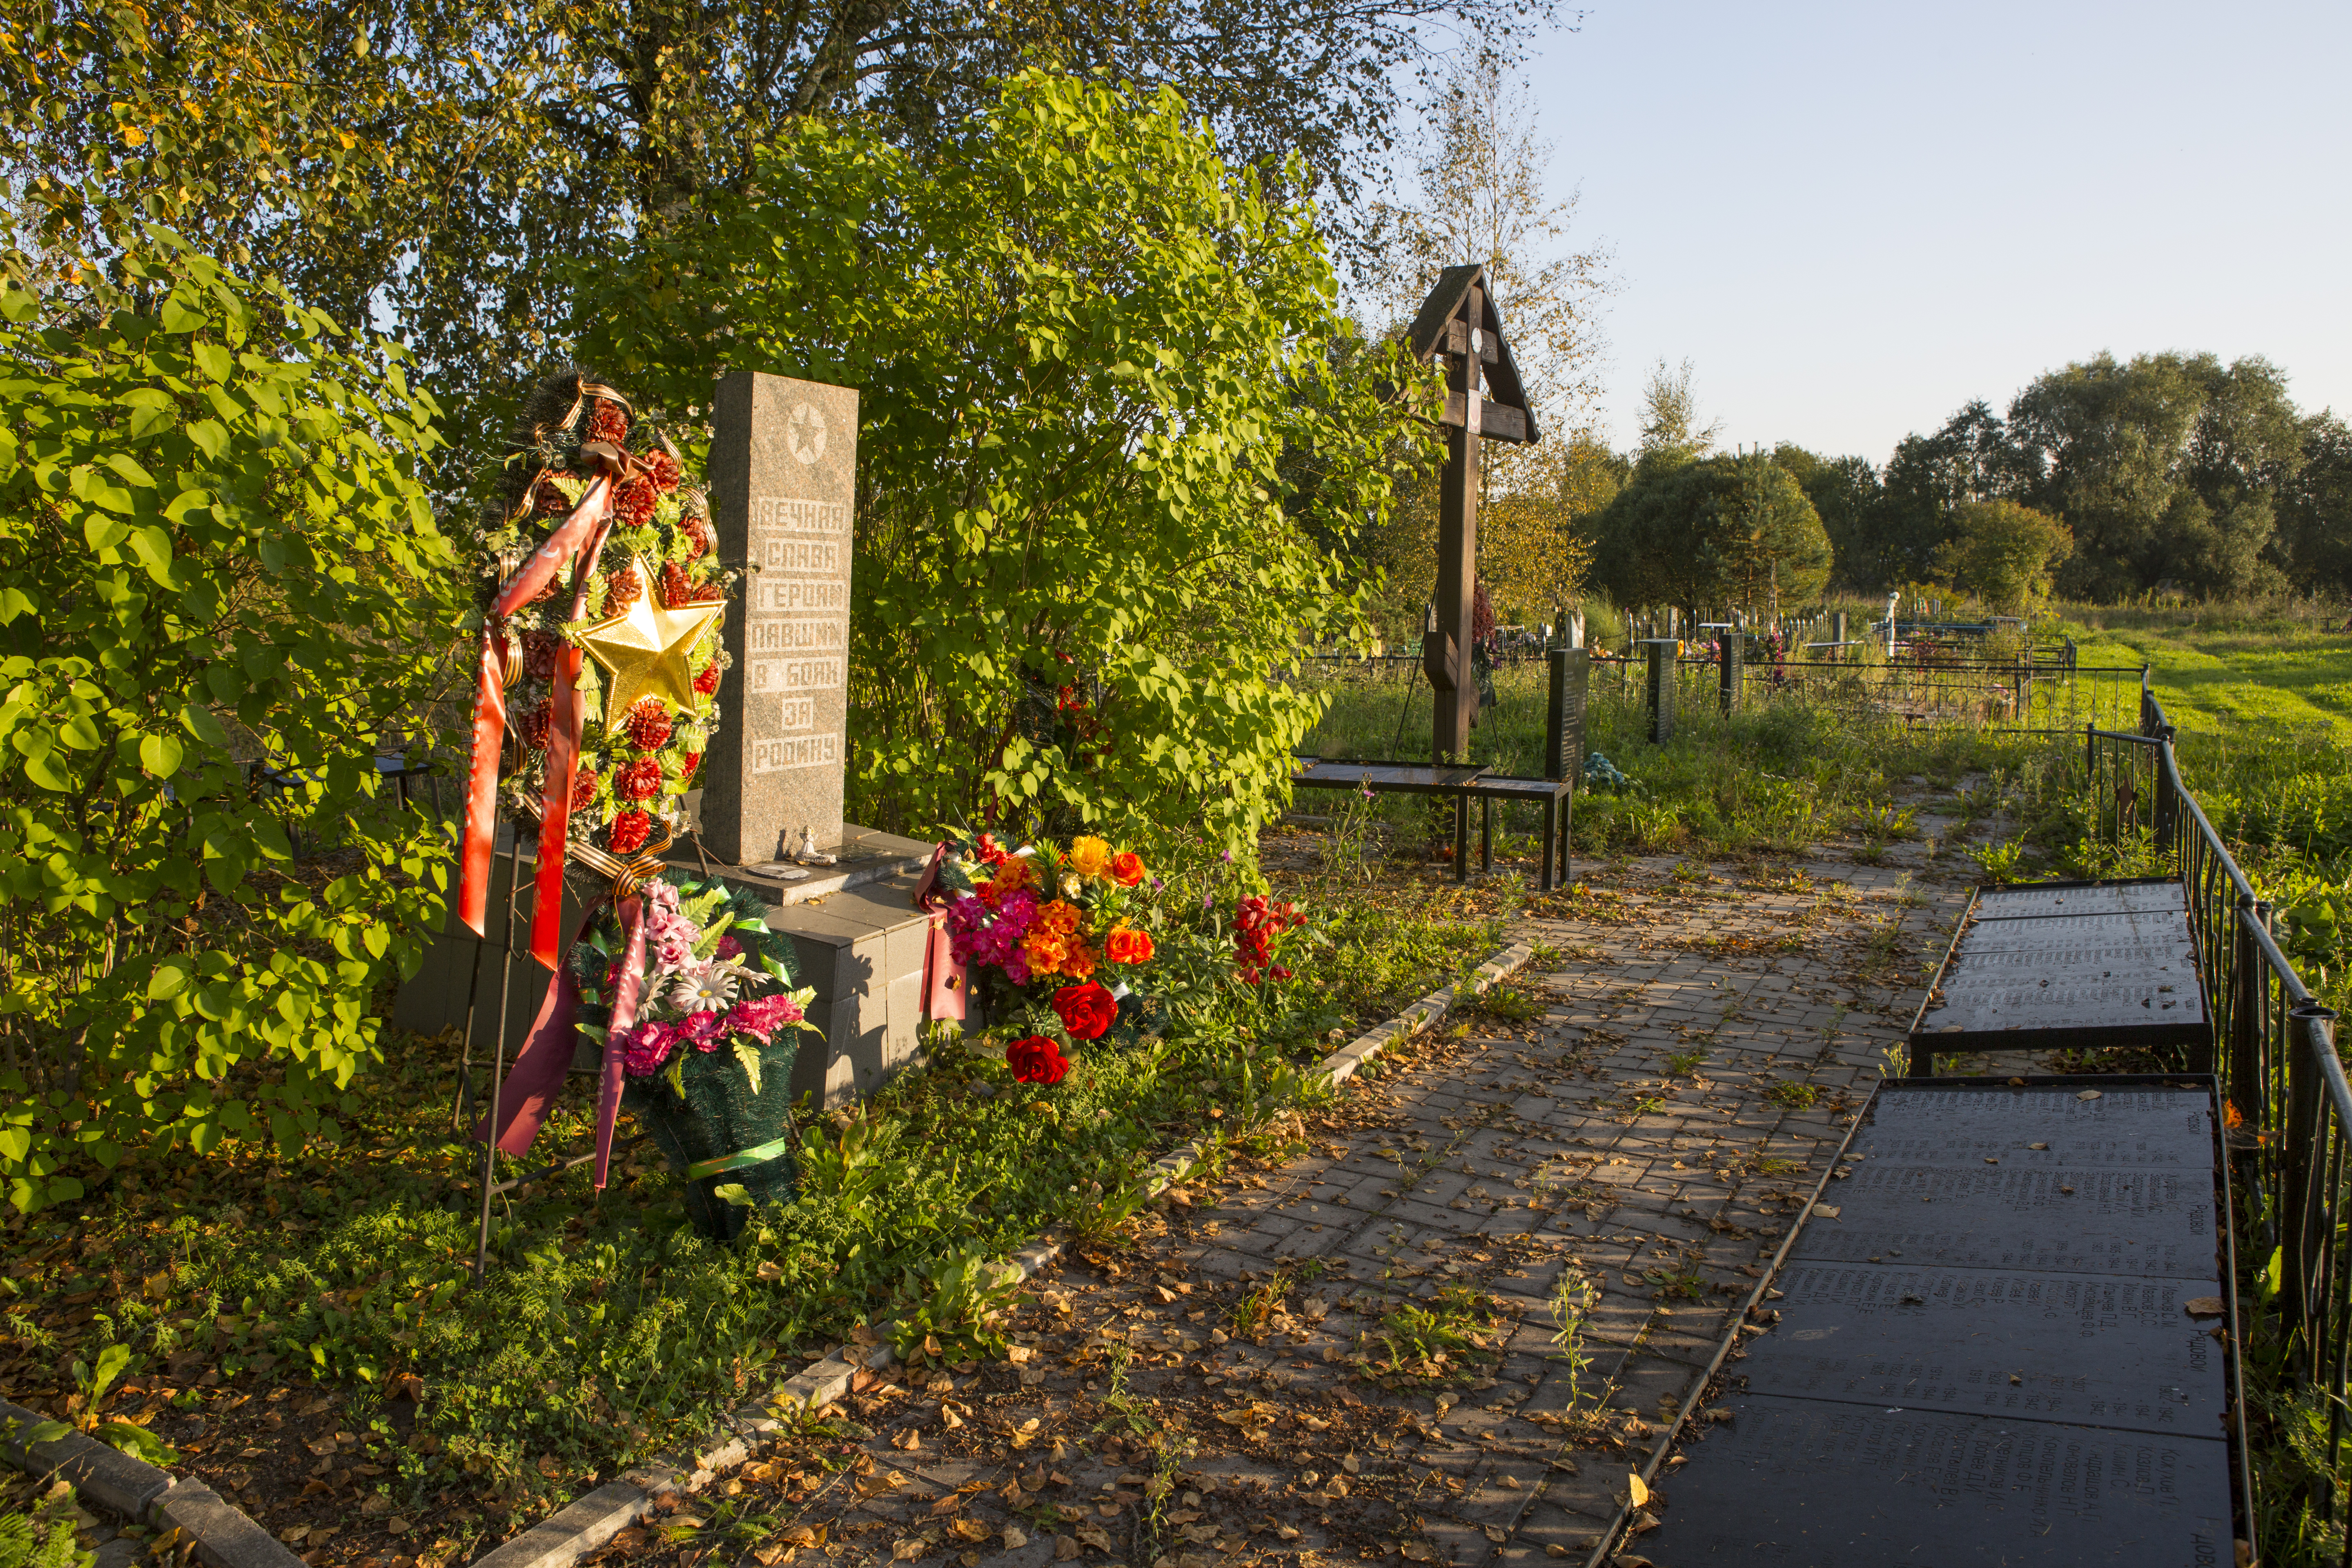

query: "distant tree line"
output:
1581 351 2352 615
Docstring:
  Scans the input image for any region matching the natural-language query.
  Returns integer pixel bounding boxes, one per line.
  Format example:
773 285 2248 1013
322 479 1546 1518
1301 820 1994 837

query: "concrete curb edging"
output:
2 1399 309 1568
470 937 1541 1568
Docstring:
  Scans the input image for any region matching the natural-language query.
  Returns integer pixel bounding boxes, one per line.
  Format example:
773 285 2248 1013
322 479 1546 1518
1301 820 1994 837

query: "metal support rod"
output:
2284 1000 2330 1356
2229 896 2264 1125
473 835 528 1282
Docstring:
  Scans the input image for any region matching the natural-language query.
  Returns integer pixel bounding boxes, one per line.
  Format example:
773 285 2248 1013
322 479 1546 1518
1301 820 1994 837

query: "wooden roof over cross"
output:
1404 264 1540 445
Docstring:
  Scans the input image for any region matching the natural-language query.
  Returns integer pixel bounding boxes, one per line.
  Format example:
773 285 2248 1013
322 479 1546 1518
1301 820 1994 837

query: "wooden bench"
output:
1288 760 1575 890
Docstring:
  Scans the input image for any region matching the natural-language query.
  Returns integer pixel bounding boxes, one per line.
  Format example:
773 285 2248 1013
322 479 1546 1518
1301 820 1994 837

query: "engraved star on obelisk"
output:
571 554 726 733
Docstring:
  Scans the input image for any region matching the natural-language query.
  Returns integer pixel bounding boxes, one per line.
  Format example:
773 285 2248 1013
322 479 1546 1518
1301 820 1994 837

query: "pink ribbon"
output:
595 894 650 1189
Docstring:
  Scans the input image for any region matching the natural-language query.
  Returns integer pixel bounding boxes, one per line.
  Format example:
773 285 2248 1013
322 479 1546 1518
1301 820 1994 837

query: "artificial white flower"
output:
669 960 744 1014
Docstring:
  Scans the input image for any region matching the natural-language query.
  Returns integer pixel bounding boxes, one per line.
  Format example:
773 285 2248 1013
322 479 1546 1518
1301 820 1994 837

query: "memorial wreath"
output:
455 372 815 1236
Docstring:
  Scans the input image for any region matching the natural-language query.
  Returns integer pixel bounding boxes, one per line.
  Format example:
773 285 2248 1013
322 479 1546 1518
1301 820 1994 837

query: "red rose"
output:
1007 1035 1069 1086
693 662 722 696
1052 982 1117 1041
1110 850 1146 887
608 809 652 855
617 757 663 802
1104 927 1154 965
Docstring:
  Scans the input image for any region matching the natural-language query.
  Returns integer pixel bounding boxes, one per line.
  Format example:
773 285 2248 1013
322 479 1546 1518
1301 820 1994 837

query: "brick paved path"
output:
599 846 2062 1568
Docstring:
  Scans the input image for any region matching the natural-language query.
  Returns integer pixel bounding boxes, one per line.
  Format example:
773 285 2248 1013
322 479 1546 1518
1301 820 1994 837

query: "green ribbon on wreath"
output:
685 1130 800 1180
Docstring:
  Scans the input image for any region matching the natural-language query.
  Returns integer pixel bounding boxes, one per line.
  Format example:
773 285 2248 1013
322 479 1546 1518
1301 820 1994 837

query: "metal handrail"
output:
2108 675 2348 1561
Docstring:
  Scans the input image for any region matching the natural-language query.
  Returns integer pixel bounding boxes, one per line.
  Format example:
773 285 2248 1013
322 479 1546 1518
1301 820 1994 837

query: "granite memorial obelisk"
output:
700 370 861 864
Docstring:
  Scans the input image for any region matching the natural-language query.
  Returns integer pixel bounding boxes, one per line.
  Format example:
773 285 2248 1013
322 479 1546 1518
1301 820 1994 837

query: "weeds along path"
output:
575 852 1976 1568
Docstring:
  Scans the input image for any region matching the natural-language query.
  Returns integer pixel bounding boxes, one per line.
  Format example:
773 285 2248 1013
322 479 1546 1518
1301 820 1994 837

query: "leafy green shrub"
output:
579 71 1437 846
0 231 460 1208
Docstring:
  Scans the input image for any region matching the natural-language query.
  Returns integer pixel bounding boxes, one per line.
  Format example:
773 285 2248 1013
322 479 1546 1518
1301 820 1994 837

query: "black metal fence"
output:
2092 677 2346 1561
1577 646 2147 733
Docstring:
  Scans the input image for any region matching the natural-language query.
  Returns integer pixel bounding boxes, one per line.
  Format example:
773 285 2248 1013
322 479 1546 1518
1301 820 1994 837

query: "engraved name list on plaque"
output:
701 370 862 864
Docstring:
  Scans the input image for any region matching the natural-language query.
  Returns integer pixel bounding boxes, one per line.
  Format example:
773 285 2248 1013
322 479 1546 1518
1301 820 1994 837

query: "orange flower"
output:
989 856 1038 897
1061 941 1098 980
1024 930 1069 977
1036 898 1081 936
1105 925 1155 965
1110 850 1146 887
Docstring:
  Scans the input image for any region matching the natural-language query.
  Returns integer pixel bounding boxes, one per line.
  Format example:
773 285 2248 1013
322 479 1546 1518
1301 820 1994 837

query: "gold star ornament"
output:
572 554 726 733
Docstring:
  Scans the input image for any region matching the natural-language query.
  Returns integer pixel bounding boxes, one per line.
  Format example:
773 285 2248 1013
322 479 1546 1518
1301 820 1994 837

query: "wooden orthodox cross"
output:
1405 265 1541 764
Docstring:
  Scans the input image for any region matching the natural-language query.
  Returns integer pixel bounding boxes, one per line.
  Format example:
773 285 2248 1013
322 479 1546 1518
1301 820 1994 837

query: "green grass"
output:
1297 657 2065 862
2053 600 2352 743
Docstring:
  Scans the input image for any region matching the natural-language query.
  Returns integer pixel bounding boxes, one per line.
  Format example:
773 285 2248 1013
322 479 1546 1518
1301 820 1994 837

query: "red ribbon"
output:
527 514 616 969
453 477 612 941
477 889 646 1190
479 961 579 1158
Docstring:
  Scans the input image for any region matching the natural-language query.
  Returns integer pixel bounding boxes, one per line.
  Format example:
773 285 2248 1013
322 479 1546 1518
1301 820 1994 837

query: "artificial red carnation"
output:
604 560 643 612
616 757 663 802
646 449 682 493
682 752 702 776
608 809 652 855
1051 982 1117 1042
693 662 722 696
517 700 552 750
682 516 710 560
586 400 630 445
659 559 719 608
613 477 658 529
533 479 570 516
523 631 559 680
1006 1035 1070 1086
572 764 599 802
621 699 674 752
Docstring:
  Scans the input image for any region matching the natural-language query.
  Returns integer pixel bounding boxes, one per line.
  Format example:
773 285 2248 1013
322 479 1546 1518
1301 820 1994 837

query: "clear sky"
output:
1508 0 2352 466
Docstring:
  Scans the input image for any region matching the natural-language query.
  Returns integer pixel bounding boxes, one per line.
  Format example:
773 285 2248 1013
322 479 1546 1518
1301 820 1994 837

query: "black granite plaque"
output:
1955 909 2195 952
1792 1164 2217 1279
1925 975 2205 1034
1543 647 1588 782
1740 1262 2226 1437
1972 880 2188 920
1642 1394 2233 1564
1642 638 1677 744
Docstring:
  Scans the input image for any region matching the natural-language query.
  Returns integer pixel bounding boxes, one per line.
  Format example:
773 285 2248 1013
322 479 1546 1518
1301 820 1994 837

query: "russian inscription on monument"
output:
702 371 860 864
